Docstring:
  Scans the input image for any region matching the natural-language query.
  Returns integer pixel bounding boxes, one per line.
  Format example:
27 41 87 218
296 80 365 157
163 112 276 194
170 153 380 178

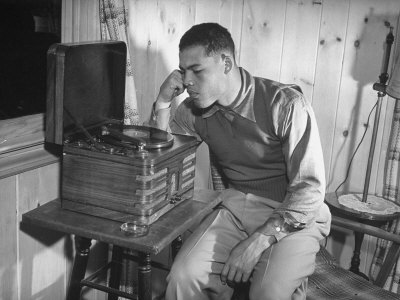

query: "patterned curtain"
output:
99 1 139 297
99 0 139 125
370 100 400 293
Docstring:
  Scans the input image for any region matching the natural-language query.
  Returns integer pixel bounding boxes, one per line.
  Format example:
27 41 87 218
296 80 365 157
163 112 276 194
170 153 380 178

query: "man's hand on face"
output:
156 70 185 109
220 232 275 286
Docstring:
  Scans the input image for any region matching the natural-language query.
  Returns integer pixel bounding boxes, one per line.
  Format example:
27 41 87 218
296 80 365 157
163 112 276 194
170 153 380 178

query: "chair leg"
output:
349 231 369 280
108 246 123 300
138 252 152 300
67 236 92 300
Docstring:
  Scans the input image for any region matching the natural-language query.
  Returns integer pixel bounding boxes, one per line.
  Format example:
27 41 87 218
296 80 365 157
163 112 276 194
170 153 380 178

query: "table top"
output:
325 192 400 222
22 189 222 255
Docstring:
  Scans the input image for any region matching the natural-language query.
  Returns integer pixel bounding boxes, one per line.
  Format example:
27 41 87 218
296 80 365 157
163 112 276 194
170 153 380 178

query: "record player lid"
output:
46 41 126 145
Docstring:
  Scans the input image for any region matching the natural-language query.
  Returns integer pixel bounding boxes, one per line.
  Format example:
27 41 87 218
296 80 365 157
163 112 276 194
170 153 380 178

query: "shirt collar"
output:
201 68 256 122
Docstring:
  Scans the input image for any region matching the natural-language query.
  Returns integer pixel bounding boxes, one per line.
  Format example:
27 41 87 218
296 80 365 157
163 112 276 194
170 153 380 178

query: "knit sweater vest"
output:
194 77 302 202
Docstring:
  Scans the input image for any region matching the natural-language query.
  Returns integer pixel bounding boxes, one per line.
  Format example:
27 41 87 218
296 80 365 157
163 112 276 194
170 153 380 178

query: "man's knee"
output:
249 279 284 300
167 258 204 286
249 278 307 300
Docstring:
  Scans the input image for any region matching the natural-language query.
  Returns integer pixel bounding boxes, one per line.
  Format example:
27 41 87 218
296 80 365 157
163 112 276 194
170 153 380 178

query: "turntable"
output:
45 41 199 224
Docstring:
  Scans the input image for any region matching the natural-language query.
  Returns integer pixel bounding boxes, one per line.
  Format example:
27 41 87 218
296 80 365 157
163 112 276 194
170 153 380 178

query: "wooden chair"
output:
209 153 400 300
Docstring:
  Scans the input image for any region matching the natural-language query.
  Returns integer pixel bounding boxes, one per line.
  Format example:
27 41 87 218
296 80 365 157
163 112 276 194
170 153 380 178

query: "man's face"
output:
179 45 226 109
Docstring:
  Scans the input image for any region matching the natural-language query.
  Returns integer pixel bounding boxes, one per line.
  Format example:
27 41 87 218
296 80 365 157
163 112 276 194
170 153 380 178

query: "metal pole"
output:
362 27 394 202
362 93 384 202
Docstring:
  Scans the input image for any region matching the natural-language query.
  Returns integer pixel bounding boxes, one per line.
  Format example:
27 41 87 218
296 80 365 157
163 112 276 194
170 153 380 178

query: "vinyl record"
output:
103 124 174 149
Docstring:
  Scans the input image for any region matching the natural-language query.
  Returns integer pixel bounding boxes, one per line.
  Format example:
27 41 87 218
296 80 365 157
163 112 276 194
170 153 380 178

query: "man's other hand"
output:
220 232 275 285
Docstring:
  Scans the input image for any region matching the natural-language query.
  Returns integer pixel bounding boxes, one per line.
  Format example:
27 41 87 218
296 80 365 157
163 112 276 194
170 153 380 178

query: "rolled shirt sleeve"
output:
256 88 326 241
148 102 171 131
150 99 202 140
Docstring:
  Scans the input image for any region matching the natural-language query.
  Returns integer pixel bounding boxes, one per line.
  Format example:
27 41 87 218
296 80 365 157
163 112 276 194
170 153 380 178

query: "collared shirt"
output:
150 67 327 240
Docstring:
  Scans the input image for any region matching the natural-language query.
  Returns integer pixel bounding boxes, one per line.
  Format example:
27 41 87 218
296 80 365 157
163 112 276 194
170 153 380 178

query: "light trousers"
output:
165 189 331 300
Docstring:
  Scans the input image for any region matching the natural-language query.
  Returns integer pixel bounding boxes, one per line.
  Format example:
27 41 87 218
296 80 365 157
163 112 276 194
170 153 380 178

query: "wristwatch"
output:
260 213 306 242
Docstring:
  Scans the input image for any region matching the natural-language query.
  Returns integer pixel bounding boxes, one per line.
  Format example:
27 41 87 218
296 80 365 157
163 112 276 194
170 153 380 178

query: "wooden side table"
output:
22 189 222 300
325 192 400 285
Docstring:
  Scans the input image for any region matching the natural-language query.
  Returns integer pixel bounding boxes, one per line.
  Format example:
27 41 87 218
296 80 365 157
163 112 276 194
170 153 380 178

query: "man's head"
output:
179 22 236 61
178 23 240 109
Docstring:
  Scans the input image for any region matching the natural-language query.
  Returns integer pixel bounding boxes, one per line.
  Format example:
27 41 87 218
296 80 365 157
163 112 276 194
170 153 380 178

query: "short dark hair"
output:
179 23 235 59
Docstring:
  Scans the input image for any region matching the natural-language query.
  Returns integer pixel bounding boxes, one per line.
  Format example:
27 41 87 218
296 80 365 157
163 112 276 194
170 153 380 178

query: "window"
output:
0 1 61 120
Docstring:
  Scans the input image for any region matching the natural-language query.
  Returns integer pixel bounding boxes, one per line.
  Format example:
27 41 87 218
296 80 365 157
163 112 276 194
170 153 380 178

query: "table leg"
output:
67 236 92 300
349 231 363 274
108 246 123 300
349 231 369 280
138 252 152 300
171 235 182 261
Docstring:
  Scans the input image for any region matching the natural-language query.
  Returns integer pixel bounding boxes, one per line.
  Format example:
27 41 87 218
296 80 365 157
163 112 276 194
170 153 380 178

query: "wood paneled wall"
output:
3 1 400 299
0 163 67 300
66 0 400 284
128 0 400 198
0 157 108 300
60 0 400 200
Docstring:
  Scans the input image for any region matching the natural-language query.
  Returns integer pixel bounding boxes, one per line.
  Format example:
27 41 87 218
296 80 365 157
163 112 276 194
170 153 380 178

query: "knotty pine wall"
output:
125 0 400 274
128 0 400 196
63 0 400 288
2 1 400 299
63 0 400 201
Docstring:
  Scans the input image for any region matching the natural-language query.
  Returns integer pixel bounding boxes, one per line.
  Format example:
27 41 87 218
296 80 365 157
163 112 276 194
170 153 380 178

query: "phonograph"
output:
45 41 199 225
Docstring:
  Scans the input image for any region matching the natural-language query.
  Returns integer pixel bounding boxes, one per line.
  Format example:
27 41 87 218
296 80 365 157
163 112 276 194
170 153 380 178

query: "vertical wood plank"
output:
154 0 196 101
61 0 73 42
79 0 89 41
18 165 66 300
215 0 244 63
0 177 18 300
280 0 322 102
87 0 101 40
128 0 159 124
62 0 86 43
327 0 399 194
73 0 81 42
313 0 350 186
194 0 243 62
194 0 219 23
239 0 287 80
18 163 60 220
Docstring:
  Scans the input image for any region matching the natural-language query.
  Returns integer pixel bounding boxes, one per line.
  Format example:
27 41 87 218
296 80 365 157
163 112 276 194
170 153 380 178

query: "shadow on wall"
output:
17 222 71 299
129 28 212 191
329 10 398 194
18 221 108 299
